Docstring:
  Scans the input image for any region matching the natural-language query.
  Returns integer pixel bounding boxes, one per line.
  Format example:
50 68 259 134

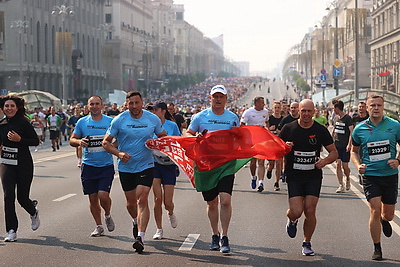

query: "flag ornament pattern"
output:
146 125 291 191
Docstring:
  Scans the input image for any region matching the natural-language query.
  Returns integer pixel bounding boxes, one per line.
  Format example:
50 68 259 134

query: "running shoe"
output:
4 229 17 242
302 241 315 256
105 215 115 232
335 184 345 193
31 200 40 231
132 222 138 238
52 146 56 152
345 180 351 190
56 144 60 150
168 213 178 228
274 182 280 191
266 170 272 179
153 229 163 240
220 236 230 253
257 183 264 192
381 218 392 237
286 218 298 238
210 234 220 251
280 172 286 183
372 249 383 261
132 236 144 253
90 226 104 237
251 177 257 189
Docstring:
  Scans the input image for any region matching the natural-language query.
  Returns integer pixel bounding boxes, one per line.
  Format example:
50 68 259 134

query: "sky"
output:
174 0 328 74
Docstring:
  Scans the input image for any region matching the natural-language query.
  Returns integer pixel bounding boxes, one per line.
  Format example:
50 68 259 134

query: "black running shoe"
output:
132 222 138 238
372 249 383 261
286 218 298 238
257 184 264 192
132 236 144 253
266 170 272 179
381 218 392 237
210 234 220 251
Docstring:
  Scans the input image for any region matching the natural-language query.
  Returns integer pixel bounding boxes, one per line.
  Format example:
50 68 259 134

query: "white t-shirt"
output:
240 107 269 127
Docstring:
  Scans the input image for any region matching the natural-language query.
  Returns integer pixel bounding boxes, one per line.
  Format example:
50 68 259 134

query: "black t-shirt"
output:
277 114 298 130
269 115 283 135
279 120 333 181
173 113 185 132
352 113 369 125
333 114 353 148
107 109 120 117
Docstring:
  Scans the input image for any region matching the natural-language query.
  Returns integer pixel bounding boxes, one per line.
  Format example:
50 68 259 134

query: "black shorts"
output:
363 174 398 205
287 177 322 198
335 146 350 162
119 168 154 192
202 174 234 202
50 130 60 140
153 162 177 185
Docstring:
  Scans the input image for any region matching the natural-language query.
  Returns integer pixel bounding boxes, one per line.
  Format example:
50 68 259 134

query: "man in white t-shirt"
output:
240 96 269 192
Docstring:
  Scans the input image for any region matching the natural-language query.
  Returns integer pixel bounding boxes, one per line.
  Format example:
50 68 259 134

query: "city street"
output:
0 144 399 266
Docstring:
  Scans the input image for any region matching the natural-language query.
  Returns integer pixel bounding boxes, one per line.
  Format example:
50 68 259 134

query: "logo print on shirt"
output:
309 134 317 145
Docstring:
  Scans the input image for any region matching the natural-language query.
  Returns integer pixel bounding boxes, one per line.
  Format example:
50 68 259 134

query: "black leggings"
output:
1 163 36 232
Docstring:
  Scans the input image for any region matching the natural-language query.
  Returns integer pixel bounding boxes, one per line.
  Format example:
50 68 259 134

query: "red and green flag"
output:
146 125 291 192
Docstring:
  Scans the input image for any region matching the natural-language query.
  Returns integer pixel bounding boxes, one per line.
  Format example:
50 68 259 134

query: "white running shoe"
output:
336 184 345 193
31 200 40 231
168 213 178 228
153 229 163 240
105 215 115 232
4 229 17 242
345 180 351 190
90 226 104 237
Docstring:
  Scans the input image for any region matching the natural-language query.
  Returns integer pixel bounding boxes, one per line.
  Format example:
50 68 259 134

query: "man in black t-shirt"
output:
278 102 299 131
167 103 186 134
279 99 338 257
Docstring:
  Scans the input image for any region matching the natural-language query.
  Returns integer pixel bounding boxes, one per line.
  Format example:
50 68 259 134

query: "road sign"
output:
320 74 327 81
321 82 326 89
321 69 326 75
0 89 7 96
333 68 342 77
334 59 341 67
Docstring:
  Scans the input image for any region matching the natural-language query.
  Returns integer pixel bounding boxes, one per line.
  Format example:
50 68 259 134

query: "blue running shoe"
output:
251 178 257 189
286 218 298 238
220 236 230 253
302 241 315 256
210 234 220 250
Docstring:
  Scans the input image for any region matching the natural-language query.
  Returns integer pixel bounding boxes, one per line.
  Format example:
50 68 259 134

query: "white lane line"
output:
34 152 76 164
179 234 200 251
326 164 400 236
53 194 77 202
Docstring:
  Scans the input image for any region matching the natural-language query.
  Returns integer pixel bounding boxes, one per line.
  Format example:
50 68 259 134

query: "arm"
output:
315 143 338 169
346 125 354 152
184 128 197 137
156 130 167 138
102 133 131 163
69 132 89 148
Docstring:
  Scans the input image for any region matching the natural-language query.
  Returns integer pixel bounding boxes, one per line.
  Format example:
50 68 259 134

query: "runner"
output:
332 100 353 193
102 91 166 253
151 101 181 240
351 95 400 261
0 95 40 242
70 95 116 237
352 101 369 184
47 106 62 152
267 101 284 191
240 96 269 192
279 99 337 256
185 84 239 253
68 105 84 167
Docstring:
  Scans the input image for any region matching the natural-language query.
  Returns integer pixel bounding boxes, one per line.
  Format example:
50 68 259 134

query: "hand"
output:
269 125 276 131
358 163 367 174
118 152 132 163
286 141 294 147
80 137 89 148
7 131 21 142
346 144 352 152
315 157 325 169
388 159 400 169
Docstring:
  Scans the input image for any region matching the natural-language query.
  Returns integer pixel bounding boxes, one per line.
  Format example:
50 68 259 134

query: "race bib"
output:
87 135 105 153
335 122 345 134
367 140 390 161
1 146 18 165
293 150 316 170
49 126 57 131
153 150 174 165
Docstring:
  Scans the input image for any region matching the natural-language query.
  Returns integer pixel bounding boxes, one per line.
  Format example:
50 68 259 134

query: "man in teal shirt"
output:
351 95 400 261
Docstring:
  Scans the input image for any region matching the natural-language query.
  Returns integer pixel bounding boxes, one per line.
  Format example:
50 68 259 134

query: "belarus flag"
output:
146 125 291 192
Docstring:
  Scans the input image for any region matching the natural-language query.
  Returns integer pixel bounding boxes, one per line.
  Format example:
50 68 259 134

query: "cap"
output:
154 100 167 110
210 85 227 95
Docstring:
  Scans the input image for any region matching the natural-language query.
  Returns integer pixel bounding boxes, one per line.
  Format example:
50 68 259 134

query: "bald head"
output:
289 102 299 117
299 99 314 110
298 99 315 126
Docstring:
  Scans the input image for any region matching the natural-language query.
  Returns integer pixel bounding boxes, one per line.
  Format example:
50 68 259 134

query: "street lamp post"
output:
97 23 114 95
315 22 326 103
354 0 359 104
327 0 340 96
10 20 29 92
51 4 74 107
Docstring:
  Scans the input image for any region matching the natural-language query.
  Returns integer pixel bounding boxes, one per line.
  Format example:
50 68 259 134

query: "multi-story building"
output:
370 0 400 92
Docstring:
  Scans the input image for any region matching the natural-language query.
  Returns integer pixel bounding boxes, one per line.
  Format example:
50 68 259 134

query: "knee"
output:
382 212 394 221
304 207 316 219
207 199 219 210
219 197 232 209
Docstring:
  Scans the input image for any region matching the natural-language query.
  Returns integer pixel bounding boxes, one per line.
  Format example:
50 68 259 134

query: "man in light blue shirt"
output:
70 95 115 237
351 95 400 261
102 91 166 253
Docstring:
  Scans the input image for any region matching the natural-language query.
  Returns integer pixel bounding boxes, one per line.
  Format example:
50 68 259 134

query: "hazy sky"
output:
174 0 327 73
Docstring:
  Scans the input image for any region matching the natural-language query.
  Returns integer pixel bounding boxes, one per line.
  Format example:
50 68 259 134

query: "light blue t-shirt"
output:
189 108 239 133
352 116 400 176
74 114 113 167
107 110 164 173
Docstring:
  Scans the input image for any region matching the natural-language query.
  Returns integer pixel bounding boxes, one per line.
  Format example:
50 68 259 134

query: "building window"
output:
176 12 183 21
105 0 112 6
105 14 112 23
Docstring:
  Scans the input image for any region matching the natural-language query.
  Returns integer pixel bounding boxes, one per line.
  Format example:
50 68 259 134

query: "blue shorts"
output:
153 162 177 185
335 146 350 162
81 164 115 195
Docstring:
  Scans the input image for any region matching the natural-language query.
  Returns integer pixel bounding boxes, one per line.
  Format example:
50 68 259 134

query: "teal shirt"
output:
352 116 400 176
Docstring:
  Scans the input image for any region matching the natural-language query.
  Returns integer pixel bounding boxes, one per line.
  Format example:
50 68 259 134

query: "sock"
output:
97 225 103 228
133 218 138 225
259 180 263 186
252 176 257 180
105 214 111 219
138 232 145 239
374 242 381 251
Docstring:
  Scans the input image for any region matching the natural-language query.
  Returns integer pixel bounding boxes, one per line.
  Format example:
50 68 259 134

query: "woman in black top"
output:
0 95 40 242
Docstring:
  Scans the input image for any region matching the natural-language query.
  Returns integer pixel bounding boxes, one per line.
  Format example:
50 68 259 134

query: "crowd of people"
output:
0 77 398 262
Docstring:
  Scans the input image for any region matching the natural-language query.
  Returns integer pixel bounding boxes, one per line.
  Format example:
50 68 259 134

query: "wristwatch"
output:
396 158 400 165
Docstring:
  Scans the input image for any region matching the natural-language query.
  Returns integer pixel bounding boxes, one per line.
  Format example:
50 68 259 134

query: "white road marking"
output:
34 152 76 164
53 194 76 202
179 234 200 251
326 164 400 236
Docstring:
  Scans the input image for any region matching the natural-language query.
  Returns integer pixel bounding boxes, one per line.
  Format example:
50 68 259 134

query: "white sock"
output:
138 232 145 239
259 180 263 186
252 176 257 180
105 214 111 219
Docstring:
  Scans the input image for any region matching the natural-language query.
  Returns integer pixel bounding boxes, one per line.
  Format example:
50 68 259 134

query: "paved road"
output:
0 143 399 266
